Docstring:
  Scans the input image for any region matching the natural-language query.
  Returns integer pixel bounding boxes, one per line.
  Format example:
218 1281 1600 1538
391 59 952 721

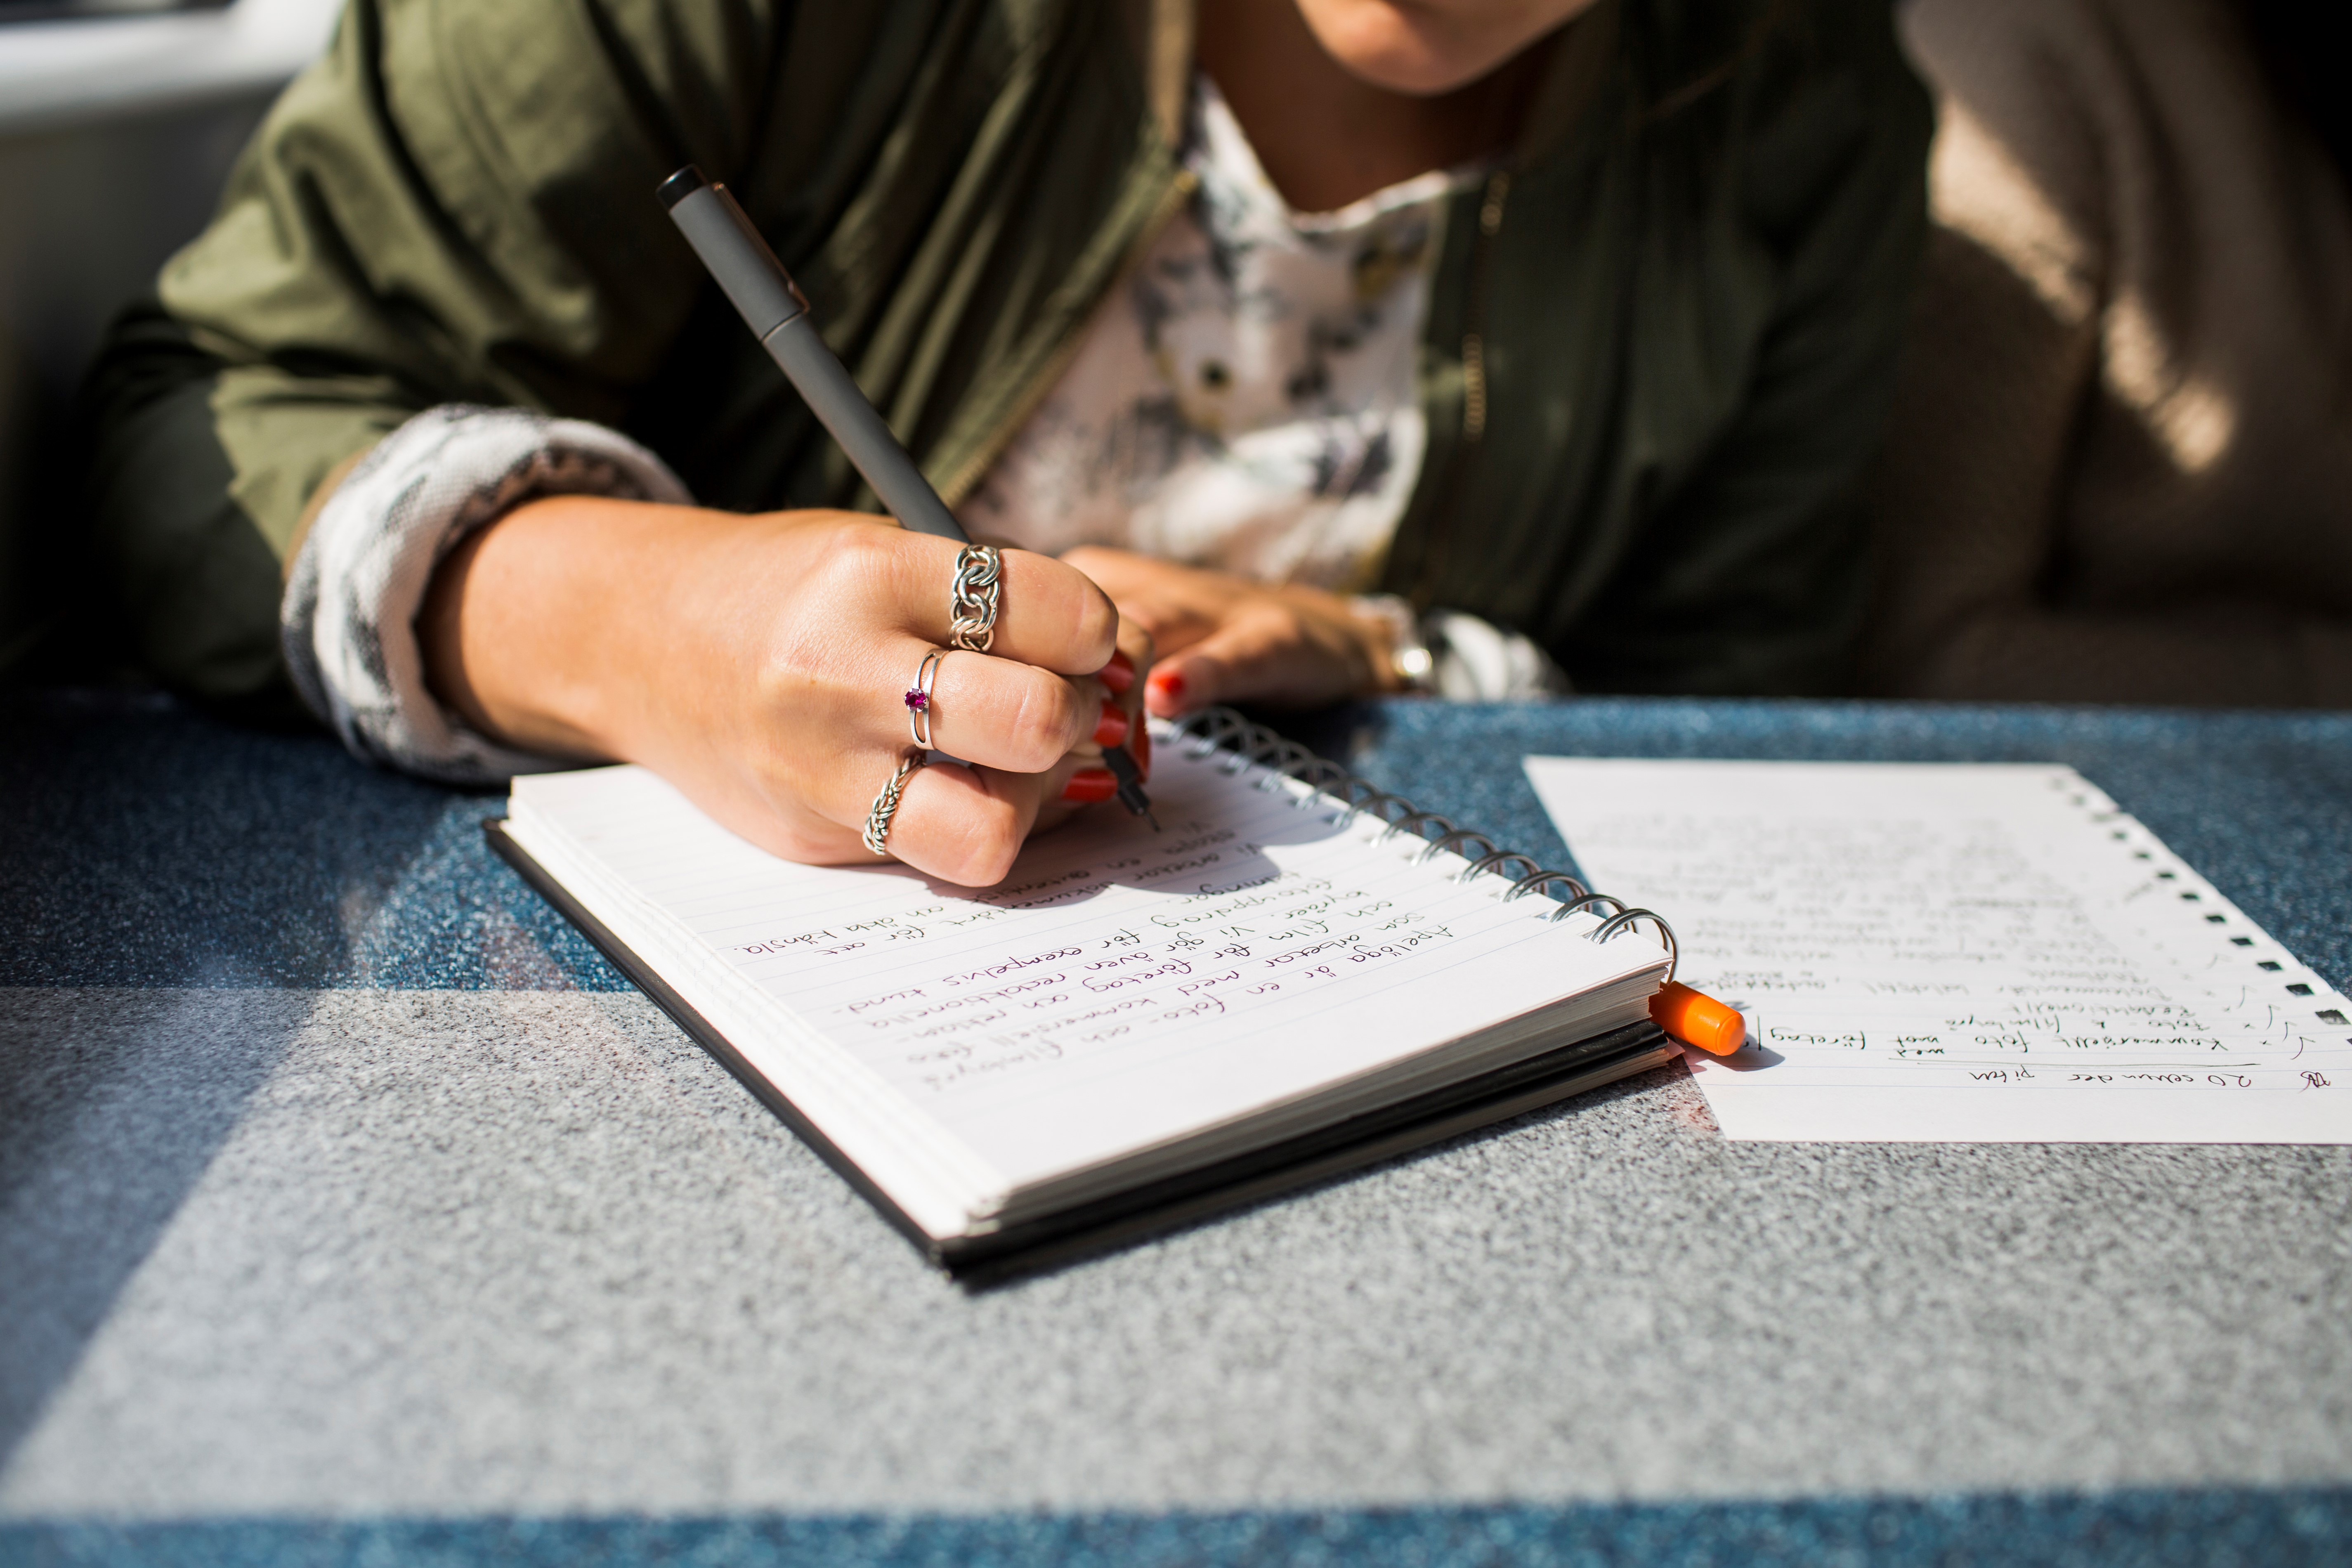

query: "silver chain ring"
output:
947 543 1003 653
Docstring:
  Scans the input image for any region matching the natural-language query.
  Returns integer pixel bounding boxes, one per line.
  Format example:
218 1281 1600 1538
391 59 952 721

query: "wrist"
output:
423 494 707 762
1349 593 1436 695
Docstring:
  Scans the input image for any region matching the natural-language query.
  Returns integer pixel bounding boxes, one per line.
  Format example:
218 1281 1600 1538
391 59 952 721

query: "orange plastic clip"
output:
1650 981 1747 1056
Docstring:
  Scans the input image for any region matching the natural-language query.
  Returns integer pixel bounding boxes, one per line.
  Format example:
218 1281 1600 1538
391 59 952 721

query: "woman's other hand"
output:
421 498 1136 887
1059 545 1399 718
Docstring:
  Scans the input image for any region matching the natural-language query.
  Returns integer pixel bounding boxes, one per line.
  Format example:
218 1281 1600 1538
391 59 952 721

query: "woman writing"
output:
79 0 1929 885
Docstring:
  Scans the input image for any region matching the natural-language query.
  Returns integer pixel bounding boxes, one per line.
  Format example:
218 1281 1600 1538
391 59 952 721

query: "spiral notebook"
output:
486 711 1678 1279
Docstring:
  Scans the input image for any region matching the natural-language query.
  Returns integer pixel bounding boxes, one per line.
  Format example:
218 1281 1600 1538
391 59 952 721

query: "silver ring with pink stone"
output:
905 647 947 750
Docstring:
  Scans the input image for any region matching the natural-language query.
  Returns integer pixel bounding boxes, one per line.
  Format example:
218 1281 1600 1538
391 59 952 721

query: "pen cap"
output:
661 166 808 339
1651 982 1746 1056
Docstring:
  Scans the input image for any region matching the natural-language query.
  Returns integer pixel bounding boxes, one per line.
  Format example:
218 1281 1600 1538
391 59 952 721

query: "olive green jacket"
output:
79 0 1929 704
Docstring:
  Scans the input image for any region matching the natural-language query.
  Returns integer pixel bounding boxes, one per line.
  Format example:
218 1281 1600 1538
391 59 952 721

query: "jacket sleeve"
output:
76 0 782 703
1571 0 1933 696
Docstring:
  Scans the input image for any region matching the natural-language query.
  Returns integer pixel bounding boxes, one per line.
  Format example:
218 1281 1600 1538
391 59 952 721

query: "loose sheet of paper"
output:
1525 758 2352 1143
514 735 1661 1196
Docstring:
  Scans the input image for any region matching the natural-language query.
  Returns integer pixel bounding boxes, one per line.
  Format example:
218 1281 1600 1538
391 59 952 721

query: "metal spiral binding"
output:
1172 707 1679 982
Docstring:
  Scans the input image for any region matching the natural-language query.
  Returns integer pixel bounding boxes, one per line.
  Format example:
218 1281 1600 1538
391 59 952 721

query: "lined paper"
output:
512 731 1664 1198
1525 758 2352 1143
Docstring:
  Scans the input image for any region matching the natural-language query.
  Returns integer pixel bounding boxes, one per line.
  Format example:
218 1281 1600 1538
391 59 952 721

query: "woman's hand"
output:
421 497 1146 887
1059 545 1400 718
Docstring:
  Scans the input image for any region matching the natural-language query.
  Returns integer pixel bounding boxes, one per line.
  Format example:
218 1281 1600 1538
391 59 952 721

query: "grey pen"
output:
658 165 1155 824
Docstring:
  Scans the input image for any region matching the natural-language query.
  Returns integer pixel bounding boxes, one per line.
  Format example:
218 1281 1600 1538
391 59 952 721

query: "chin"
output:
1296 0 1586 96
1309 8 1490 94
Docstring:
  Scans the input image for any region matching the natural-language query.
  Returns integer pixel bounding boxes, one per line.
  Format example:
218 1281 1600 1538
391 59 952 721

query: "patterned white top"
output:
961 77 1483 593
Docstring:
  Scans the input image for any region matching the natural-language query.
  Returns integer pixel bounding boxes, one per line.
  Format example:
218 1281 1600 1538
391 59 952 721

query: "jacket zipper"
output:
1459 169 1511 444
1405 168 1511 610
936 167 1202 510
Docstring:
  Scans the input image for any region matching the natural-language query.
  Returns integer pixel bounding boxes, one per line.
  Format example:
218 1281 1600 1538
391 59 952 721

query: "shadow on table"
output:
0 989 313 1467
0 691 620 1466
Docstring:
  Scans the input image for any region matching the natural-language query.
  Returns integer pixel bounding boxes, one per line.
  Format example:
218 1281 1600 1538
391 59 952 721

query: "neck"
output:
1193 0 1551 212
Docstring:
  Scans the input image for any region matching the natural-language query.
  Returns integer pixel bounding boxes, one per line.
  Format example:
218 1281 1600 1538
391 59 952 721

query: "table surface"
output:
5 691 2351 1567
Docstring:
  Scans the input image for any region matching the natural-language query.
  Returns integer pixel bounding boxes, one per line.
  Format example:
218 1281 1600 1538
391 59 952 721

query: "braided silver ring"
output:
862 750 924 856
904 647 947 749
948 543 1003 653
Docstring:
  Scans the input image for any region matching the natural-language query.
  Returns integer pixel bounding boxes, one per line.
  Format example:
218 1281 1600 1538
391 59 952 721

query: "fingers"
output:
868 529 1117 675
1100 616 1156 781
871 756 1078 887
1143 603 1365 718
845 749 1144 886
920 644 1111 773
821 627 1131 883
748 749 1071 887
891 621 1151 883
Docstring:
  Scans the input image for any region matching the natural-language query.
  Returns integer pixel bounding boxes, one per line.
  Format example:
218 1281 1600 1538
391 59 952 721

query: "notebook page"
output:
515 731 1665 1206
1525 758 2352 1144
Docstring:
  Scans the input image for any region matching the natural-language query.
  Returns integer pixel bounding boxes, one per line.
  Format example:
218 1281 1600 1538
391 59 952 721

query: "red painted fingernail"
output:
1150 669 1185 701
1093 700 1129 749
1099 651 1136 694
1133 723 1151 780
1061 767 1117 804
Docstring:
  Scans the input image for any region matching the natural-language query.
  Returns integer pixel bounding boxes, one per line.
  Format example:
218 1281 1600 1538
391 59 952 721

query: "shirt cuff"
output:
280 404 692 786
1425 609 1573 701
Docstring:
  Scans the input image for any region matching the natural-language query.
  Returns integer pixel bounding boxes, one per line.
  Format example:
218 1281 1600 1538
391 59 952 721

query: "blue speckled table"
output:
5 691 2350 1568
